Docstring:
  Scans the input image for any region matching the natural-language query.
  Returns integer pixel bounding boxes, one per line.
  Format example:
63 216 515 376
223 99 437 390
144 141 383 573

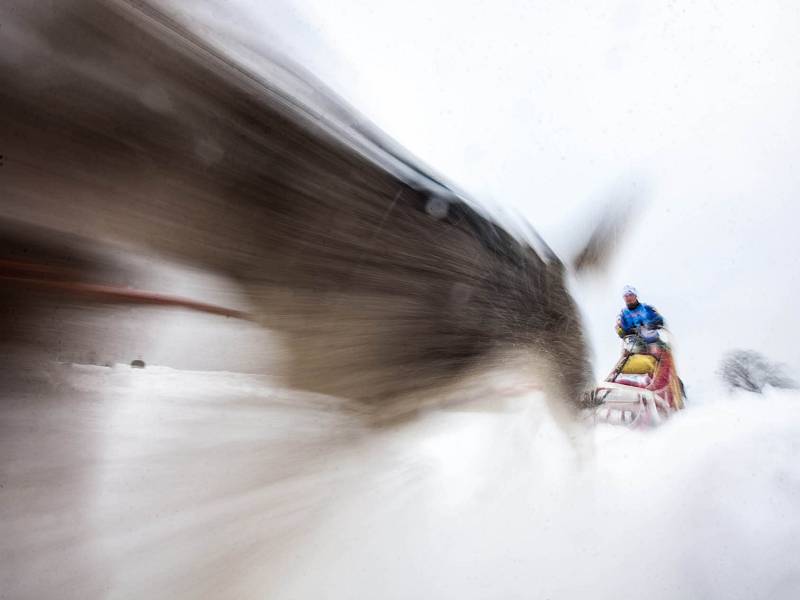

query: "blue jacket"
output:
616 302 664 338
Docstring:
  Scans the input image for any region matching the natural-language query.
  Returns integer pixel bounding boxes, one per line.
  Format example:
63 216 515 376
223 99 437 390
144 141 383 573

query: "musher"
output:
615 285 664 342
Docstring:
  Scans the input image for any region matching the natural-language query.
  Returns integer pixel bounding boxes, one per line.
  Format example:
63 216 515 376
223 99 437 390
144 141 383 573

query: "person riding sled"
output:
588 284 685 420
615 285 664 344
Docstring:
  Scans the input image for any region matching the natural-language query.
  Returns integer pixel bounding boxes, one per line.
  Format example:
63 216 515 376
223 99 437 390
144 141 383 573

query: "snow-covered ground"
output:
2 362 798 599
277 387 800 600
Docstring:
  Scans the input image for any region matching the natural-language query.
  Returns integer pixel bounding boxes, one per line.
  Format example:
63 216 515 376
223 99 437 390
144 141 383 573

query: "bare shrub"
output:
719 350 797 393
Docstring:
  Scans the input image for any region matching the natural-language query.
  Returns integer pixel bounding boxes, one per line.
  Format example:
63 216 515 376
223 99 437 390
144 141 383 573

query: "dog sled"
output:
588 330 685 428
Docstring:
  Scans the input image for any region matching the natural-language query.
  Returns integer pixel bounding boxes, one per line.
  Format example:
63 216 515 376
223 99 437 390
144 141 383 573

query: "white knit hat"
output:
622 285 638 297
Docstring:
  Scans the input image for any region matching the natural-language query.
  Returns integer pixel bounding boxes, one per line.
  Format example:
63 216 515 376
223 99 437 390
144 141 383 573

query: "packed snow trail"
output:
2 363 798 599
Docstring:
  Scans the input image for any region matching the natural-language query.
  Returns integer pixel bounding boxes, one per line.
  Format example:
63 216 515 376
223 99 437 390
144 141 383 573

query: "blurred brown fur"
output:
0 0 592 408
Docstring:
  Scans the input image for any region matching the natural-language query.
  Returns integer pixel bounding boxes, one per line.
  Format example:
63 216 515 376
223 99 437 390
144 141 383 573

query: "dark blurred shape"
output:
0 219 131 365
719 350 797 393
131 359 146 369
0 0 593 409
571 186 645 274
0 220 245 317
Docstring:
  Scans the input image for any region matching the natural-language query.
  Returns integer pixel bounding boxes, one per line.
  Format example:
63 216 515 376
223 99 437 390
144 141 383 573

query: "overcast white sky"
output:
183 0 800 389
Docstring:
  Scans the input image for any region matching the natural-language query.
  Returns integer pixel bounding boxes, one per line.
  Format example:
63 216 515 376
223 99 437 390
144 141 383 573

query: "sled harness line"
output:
0 259 250 320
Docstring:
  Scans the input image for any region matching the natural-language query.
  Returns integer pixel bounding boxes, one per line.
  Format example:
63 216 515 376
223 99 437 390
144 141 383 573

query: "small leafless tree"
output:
719 350 797 393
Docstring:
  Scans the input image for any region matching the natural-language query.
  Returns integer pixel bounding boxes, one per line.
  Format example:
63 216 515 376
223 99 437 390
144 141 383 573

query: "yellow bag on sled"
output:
621 354 657 375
